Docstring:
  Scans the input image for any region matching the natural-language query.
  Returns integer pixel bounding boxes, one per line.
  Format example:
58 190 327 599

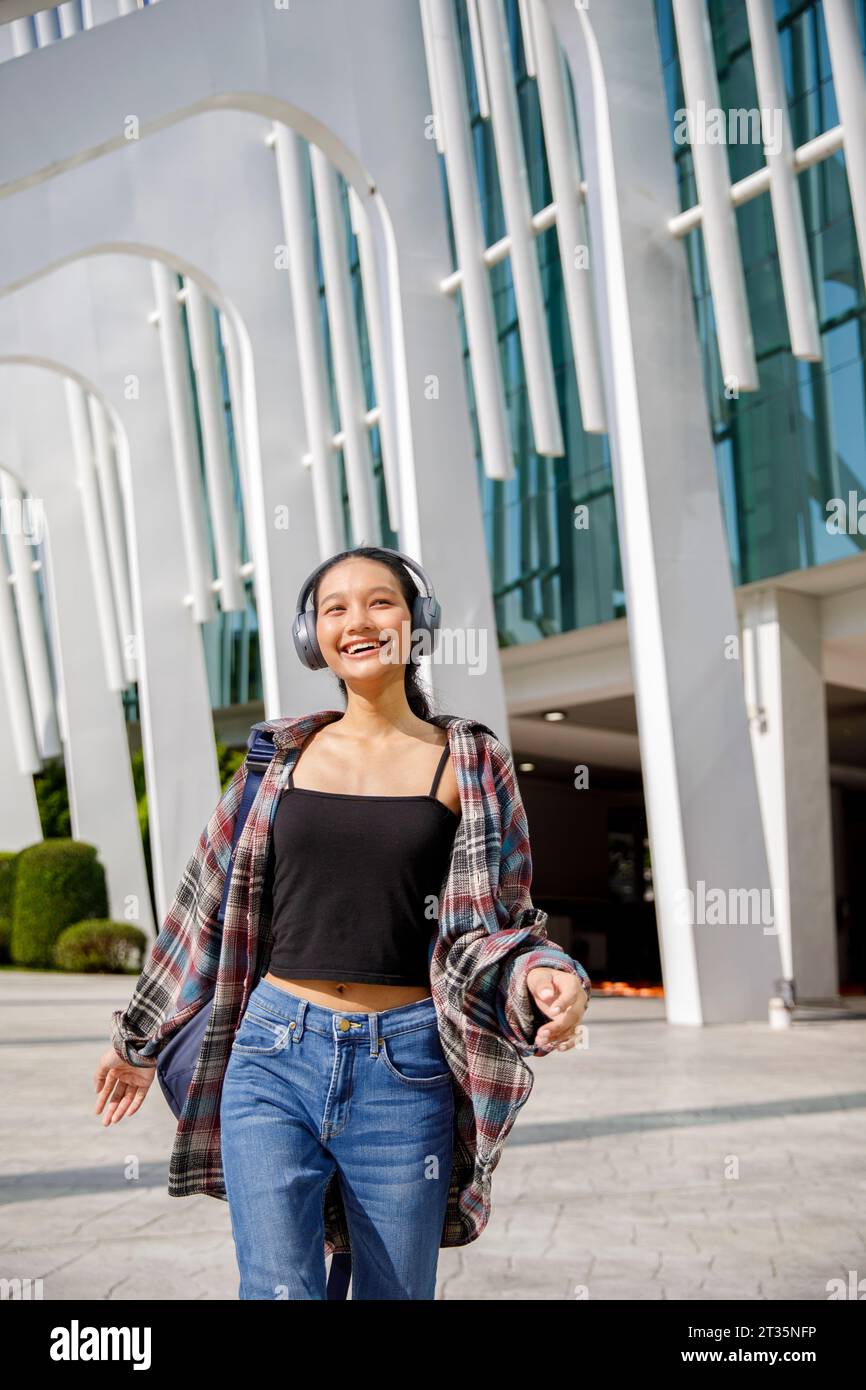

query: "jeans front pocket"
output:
378 1021 452 1087
232 1005 292 1055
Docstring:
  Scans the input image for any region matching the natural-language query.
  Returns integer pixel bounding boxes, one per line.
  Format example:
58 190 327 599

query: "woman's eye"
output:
327 599 390 613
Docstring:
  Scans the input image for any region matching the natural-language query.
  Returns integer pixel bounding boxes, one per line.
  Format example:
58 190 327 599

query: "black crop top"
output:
265 743 461 986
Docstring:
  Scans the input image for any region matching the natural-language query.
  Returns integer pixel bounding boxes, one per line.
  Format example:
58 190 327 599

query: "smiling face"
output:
314 556 414 689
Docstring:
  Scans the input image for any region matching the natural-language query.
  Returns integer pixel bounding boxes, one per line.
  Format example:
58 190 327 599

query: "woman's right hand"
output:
94 1045 158 1126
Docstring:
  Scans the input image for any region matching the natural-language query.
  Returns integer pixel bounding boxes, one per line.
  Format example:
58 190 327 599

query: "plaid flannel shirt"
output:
111 709 592 1255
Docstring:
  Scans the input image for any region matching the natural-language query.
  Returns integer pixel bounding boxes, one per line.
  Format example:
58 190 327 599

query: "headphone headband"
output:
292 547 441 671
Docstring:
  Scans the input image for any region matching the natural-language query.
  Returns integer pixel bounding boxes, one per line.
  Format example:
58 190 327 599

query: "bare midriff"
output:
262 974 432 1013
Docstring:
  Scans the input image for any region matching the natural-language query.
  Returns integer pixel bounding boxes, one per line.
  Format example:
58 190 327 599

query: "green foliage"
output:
130 746 155 912
0 852 19 963
217 740 246 789
32 757 71 838
0 850 19 921
6 735 247 970
54 919 148 974
129 745 147 802
11 840 108 969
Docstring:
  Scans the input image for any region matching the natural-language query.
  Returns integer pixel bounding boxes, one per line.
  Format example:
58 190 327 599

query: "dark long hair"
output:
310 546 438 721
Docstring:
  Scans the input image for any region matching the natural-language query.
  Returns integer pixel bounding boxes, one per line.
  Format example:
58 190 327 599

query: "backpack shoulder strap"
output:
216 726 276 925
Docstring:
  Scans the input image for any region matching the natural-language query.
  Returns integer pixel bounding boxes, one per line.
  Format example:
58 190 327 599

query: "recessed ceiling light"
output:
543 711 566 721
518 762 535 773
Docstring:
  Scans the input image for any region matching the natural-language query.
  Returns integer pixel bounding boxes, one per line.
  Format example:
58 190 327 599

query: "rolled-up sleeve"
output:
487 737 591 1055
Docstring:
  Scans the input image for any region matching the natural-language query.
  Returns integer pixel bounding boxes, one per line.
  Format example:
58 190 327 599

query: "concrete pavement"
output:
1 971 864 1300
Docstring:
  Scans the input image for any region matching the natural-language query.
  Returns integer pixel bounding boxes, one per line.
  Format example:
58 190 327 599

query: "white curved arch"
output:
0 255 222 919
0 13 508 733
0 358 154 931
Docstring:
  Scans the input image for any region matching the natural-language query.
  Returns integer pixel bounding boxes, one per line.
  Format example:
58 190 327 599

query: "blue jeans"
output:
219 977 455 1300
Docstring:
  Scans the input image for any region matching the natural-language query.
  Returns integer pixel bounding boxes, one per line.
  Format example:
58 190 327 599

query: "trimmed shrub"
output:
11 840 108 969
0 849 19 914
0 851 22 962
54 919 148 974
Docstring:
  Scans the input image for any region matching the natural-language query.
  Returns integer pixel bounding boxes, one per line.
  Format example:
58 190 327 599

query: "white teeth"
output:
343 638 385 654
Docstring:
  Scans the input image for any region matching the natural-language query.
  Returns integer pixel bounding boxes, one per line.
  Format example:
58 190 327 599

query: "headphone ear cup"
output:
292 611 327 670
411 595 440 657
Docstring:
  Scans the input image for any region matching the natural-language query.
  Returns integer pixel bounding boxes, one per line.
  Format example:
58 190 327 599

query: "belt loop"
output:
293 996 307 1042
369 1008 379 1057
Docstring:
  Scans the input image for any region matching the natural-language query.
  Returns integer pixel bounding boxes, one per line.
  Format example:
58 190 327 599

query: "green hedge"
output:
4 736 247 971
11 839 108 969
54 919 148 973
0 851 19 963
0 849 18 918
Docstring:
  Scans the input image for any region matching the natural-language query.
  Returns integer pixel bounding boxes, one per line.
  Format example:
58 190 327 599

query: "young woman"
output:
95 545 590 1301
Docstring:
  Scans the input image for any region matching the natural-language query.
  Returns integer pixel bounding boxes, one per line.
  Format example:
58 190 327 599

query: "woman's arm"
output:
110 760 249 1067
484 733 591 1054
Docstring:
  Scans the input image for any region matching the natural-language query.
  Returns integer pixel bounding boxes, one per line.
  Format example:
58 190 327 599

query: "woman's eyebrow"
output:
320 586 399 605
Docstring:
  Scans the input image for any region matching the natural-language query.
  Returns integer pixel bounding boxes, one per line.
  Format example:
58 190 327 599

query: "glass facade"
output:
656 0 866 583
125 0 866 716
452 1 623 645
447 0 866 647
311 158 398 553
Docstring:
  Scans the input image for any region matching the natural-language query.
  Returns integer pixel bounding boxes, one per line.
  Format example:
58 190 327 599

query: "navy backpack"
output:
154 725 352 1299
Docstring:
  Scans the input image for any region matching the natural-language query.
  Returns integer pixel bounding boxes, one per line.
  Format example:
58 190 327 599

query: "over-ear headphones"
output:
292 547 442 671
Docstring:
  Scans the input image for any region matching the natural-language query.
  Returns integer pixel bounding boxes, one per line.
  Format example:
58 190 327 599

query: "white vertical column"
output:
64 378 126 691
745 0 821 361
150 261 215 624
422 0 448 149
33 11 61 47
347 185 403 535
742 589 837 998
0 469 61 758
183 279 245 612
530 0 607 432
517 0 538 77
822 0 866 279
545 0 780 1022
217 310 249 499
423 0 514 481
476 0 565 457
465 0 492 118
9 19 34 56
271 125 343 558
88 395 137 685
309 145 378 544
0 500 41 777
57 4 83 38
1 369 154 933
671 0 759 390
0 642 42 849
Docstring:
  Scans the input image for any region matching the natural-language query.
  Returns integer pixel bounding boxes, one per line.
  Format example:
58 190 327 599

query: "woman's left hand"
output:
527 968 588 1051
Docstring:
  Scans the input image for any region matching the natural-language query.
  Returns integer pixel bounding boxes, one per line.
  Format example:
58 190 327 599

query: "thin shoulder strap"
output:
428 742 451 797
